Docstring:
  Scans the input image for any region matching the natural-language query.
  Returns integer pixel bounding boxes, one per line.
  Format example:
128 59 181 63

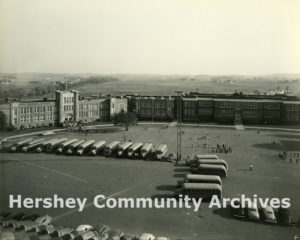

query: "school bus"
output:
191 164 228 177
177 174 222 188
174 182 222 200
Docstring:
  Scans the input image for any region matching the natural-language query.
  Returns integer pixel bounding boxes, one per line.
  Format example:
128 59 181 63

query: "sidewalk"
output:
3 122 300 140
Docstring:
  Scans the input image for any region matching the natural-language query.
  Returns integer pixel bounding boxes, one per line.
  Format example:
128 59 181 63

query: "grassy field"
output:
1 72 300 99
74 79 300 96
0 125 300 239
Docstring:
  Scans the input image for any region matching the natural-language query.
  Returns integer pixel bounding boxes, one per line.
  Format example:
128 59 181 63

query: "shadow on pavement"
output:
151 193 175 200
173 173 186 178
271 134 300 139
173 168 190 172
212 208 233 220
252 143 284 151
156 185 175 191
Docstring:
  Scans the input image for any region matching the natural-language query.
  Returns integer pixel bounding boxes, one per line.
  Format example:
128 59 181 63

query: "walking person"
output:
250 164 253 171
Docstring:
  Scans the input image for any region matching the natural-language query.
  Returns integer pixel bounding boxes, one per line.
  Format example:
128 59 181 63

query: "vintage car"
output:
232 199 246 218
247 202 260 221
139 233 155 240
278 207 294 226
261 205 277 223
41 131 55 136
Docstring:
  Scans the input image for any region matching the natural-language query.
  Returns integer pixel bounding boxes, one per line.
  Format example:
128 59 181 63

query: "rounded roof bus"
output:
118 142 132 157
76 140 95 155
127 142 143 158
66 140 85 155
141 143 153 158
192 164 228 178
194 154 219 160
177 174 222 187
197 159 228 170
22 138 46 152
90 140 106 155
35 138 58 152
155 144 168 160
45 138 68 152
175 182 222 200
104 141 120 156
10 138 33 152
56 138 78 153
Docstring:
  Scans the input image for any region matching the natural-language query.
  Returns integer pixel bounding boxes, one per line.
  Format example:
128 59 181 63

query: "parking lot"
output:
0 125 300 239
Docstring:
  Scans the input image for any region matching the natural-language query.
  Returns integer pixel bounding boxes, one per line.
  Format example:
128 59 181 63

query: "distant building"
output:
0 90 299 129
179 93 300 124
133 96 174 121
0 90 128 129
55 90 78 123
0 99 56 129
110 97 128 117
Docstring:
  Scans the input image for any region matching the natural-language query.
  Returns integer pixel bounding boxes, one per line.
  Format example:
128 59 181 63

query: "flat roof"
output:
183 182 221 190
185 174 221 181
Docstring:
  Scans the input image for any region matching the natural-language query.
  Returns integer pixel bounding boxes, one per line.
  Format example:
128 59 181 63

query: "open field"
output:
1 73 300 100
0 125 300 239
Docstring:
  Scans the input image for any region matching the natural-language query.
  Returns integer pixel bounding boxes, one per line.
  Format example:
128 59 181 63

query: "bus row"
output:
188 154 229 178
175 156 227 201
7 137 168 160
174 174 223 200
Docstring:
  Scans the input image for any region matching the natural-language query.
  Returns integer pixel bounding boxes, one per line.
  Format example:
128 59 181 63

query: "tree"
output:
127 98 136 112
113 110 137 130
0 111 8 131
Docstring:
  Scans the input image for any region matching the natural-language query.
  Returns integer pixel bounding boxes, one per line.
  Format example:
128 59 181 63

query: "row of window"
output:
184 101 197 107
64 97 74 104
220 109 234 115
198 108 213 113
20 105 54 114
263 110 280 117
198 101 213 107
285 112 300 121
154 109 166 115
64 105 74 111
140 109 153 115
285 104 299 111
263 103 281 109
20 114 54 123
79 111 99 118
79 104 99 110
184 109 196 116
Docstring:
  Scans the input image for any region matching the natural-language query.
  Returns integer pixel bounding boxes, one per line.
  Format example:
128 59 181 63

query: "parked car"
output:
0 138 7 144
247 202 260 221
278 207 294 226
41 131 55 136
232 199 246 218
139 233 155 240
261 205 277 223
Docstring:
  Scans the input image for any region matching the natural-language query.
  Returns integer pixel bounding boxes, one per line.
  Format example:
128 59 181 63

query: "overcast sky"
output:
0 0 299 75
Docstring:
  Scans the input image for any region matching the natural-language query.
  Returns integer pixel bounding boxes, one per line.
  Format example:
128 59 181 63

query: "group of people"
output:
64 121 93 135
278 151 299 164
211 144 232 154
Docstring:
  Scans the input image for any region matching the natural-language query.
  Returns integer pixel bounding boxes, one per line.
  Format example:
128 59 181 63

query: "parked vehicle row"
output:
6 137 168 160
0 212 170 240
232 199 295 225
175 154 227 202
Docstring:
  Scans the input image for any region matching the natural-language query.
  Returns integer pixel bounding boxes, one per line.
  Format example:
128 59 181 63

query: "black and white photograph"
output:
0 0 299 239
